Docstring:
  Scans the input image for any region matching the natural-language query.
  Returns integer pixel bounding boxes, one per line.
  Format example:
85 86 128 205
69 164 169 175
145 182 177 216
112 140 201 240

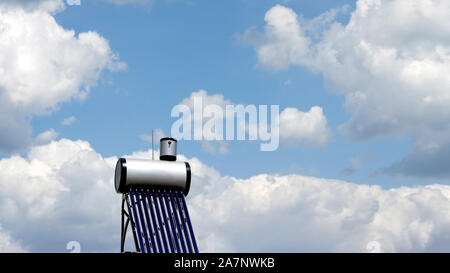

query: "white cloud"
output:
0 0 65 13
33 129 59 146
256 5 311 71
178 90 234 153
0 1 124 153
0 139 120 252
244 1 450 177
280 106 330 145
61 116 77 126
189 172 450 252
0 225 27 252
167 91 234 155
180 90 233 110
0 138 449 252
178 90 331 149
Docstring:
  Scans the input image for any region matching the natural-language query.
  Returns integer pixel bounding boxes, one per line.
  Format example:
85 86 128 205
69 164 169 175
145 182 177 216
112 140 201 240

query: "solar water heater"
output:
115 138 198 253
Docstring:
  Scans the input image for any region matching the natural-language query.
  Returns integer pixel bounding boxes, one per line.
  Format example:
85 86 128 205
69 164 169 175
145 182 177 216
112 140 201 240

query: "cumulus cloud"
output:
0 139 120 252
189 170 450 252
0 138 449 252
382 139 450 178
176 90 232 153
280 106 330 145
243 1 450 177
33 129 59 146
256 5 311 71
175 90 330 150
0 0 124 153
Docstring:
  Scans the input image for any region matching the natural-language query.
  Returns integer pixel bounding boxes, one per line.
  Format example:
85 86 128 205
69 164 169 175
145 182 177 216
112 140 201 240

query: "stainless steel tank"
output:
115 158 191 196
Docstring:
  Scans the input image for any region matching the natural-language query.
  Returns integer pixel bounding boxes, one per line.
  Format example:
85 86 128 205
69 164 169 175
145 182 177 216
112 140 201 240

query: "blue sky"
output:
28 0 434 188
1 0 450 252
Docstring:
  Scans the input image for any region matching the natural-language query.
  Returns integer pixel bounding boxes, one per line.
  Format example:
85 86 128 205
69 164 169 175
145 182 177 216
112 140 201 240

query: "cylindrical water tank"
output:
160 137 177 161
115 158 191 196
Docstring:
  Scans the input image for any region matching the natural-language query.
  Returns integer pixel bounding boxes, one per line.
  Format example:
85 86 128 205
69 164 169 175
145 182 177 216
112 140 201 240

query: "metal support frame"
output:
120 193 140 253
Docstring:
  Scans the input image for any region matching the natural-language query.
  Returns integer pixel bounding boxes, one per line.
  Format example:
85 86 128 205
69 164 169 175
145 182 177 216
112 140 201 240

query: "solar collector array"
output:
126 187 198 253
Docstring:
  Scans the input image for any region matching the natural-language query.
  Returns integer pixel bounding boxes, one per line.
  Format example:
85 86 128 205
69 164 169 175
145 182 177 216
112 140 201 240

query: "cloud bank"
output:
243 0 450 177
0 138 449 252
